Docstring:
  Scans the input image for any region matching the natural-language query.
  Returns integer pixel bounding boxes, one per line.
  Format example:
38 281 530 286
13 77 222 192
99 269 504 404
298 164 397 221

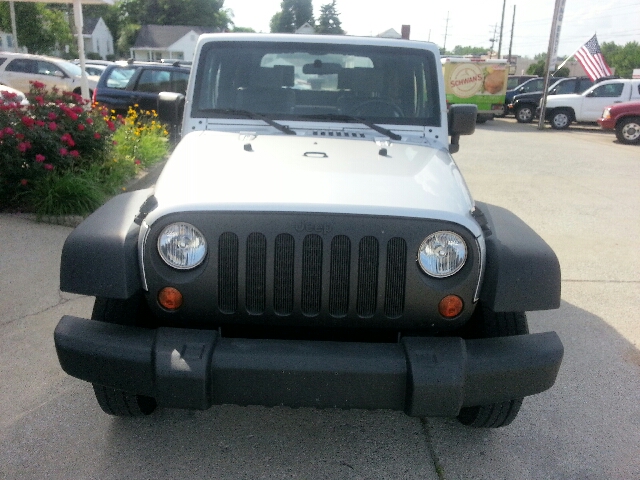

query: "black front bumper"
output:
54 315 563 417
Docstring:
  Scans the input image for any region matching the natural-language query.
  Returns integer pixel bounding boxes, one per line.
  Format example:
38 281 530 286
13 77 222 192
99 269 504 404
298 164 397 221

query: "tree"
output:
316 1 343 35
270 0 314 33
449 45 488 56
0 3 73 55
526 54 569 77
601 41 640 78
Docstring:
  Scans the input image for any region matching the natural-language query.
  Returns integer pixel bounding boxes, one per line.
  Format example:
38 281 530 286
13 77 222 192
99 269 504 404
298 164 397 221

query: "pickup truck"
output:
598 100 640 144
54 33 563 429
542 79 640 129
510 77 594 123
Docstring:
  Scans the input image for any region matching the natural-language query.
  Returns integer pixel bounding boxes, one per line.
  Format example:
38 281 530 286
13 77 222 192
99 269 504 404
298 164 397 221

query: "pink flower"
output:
69 150 80 157
17 142 31 153
20 179 28 186
86 118 94 125
59 148 68 156
4 127 14 135
134 159 141 165
93 132 101 139
35 95 44 105
43 163 54 171
31 81 46 89
77 124 85 131
16 133 24 140
67 111 78 121
21 116 35 128
106 120 116 131
35 120 45 127
48 112 57 120
48 122 57 131
35 154 46 163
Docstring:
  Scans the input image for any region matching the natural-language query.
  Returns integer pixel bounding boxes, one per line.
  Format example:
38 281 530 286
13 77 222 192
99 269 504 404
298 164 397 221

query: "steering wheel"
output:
352 99 404 118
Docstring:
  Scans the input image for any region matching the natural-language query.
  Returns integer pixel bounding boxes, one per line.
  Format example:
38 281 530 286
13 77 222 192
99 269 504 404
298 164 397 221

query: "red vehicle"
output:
598 100 640 145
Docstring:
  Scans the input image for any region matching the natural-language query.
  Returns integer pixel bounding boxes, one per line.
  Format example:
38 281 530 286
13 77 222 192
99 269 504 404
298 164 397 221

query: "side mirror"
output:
448 104 477 154
585 91 595 97
518 86 525 93
157 92 185 144
157 92 185 124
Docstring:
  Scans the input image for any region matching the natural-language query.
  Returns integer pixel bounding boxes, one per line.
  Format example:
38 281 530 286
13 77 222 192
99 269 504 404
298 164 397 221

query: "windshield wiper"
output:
206 108 296 135
301 113 402 141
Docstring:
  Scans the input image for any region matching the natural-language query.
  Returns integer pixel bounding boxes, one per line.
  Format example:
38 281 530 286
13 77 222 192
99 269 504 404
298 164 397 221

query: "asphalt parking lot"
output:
1 117 638 479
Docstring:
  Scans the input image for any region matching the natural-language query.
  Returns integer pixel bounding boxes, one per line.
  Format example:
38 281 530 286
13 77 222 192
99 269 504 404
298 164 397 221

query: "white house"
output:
77 17 114 60
130 25 219 62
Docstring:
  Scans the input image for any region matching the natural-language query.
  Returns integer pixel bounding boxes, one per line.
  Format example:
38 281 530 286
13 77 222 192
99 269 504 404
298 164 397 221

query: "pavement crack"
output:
420 417 446 480
0 295 76 329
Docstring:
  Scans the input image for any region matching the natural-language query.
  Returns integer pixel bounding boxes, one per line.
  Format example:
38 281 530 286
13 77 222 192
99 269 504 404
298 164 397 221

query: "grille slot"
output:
246 232 267 314
356 236 380 317
329 235 351 317
301 234 323 315
274 233 295 315
384 237 407 318
218 232 238 314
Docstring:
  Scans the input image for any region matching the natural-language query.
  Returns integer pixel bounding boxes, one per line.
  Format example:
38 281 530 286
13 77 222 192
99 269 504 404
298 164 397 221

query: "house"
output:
295 23 316 34
376 28 402 39
130 25 219 62
77 17 114 60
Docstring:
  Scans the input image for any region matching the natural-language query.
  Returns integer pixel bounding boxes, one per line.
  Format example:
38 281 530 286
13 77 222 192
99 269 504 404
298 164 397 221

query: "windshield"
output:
193 41 441 126
58 61 83 77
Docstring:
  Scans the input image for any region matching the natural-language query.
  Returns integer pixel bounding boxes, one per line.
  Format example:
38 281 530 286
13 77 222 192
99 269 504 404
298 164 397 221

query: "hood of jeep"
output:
148 131 478 233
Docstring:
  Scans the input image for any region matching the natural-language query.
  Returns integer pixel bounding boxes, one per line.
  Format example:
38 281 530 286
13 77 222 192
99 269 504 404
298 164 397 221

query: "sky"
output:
223 0 640 59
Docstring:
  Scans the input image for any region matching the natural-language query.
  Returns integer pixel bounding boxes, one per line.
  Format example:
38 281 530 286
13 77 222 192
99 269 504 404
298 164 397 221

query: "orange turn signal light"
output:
438 295 463 319
158 287 183 310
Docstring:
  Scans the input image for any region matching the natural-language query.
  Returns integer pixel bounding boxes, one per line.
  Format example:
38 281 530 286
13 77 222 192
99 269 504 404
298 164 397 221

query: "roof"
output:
133 25 219 49
377 28 402 39
82 18 100 35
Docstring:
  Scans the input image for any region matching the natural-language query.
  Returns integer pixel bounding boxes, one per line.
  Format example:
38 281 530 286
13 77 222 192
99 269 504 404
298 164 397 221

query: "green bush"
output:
0 83 170 217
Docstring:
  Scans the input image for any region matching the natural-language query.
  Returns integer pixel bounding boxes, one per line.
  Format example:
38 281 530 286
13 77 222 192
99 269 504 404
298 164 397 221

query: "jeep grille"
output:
216 232 406 319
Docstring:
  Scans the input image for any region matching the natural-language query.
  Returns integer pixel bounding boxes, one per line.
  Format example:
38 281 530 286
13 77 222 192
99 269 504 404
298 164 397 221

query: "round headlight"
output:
418 231 467 278
157 222 207 270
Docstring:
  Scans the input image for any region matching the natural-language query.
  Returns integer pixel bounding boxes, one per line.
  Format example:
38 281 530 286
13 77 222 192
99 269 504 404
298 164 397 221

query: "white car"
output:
0 52 100 97
0 83 28 105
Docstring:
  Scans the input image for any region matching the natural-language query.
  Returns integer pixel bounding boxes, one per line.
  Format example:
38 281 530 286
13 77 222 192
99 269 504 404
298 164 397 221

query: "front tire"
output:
515 105 534 123
456 309 528 428
91 295 157 416
615 117 640 144
550 109 572 129
93 384 157 416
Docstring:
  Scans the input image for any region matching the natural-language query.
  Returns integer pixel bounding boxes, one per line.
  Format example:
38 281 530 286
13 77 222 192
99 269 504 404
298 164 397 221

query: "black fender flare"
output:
476 202 561 312
60 189 153 298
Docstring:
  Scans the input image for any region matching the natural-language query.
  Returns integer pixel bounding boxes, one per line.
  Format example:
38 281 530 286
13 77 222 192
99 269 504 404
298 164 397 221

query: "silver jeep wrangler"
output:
55 34 563 428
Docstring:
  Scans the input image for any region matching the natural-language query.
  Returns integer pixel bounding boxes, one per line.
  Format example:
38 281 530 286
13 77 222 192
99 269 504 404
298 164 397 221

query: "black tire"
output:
91 295 157 416
550 109 572 129
456 309 528 428
615 116 640 144
93 384 157 416
515 105 534 123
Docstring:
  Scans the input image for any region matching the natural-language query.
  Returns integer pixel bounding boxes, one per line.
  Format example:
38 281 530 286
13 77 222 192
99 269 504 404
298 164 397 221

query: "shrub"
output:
1 82 170 216
0 82 113 208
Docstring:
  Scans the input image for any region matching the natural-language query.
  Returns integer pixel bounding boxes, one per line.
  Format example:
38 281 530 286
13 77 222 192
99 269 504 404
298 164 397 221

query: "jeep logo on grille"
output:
294 221 332 235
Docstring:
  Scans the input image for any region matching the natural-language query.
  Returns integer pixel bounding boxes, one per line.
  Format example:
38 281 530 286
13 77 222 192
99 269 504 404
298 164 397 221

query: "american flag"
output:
574 34 612 81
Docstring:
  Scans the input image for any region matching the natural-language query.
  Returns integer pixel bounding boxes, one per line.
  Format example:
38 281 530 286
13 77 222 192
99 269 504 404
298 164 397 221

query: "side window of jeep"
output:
105 67 136 89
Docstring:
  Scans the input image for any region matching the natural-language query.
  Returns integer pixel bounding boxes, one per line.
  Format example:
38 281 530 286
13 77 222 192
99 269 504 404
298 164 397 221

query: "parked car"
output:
542 79 640 129
597 100 640 144
0 82 29 106
0 52 99 97
501 77 544 115
93 60 190 115
507 74 539 90
510 77 595 123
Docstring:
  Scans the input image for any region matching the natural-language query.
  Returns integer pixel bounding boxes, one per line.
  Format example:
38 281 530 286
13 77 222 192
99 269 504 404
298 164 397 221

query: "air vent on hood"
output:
312 130 366 138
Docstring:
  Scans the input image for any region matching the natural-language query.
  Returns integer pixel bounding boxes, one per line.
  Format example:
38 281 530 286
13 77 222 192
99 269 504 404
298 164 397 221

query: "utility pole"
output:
9 1 19 51
507 5 516 69
443 12 449 54
489 24 498 58
498 0 506 58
